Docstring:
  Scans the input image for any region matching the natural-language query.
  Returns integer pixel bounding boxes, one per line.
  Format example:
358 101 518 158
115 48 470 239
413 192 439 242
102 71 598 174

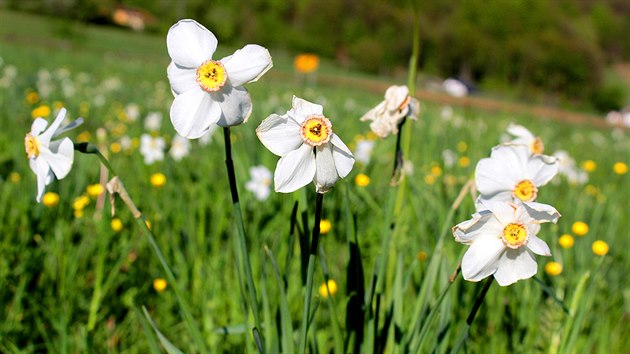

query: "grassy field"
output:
1 8 629 353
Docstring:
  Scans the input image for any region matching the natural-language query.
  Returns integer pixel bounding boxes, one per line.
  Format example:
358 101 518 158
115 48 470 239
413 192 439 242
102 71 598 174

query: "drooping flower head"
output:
360 85 420 138
475 144 558 206
503 123 544 155
453 200 560 286
25 108 82 202
256 96 354 193
167 19 273 138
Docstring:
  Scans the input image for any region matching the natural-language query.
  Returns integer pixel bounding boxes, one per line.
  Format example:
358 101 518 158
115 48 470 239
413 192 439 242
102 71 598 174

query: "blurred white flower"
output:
502 123 544 155
257 96 355 193
475 145 558 206
443 78 468 97
245 165 272 201
442 149 456 168
166 19 273 137
453 200 559 286
144 112 163 131
354 139 375 165
169 134 191 161
360 85 420 138
140 134 165 165
25 108 82 202
552 150 587 185
119 135 132 151
125 103 140 122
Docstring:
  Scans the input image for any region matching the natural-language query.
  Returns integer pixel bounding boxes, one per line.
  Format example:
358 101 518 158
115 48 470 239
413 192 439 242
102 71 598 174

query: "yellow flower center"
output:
530 137 544 155
513 179 537 202
24 133 40 159
196 59 227 92
502 222 528 249
300 115 332 146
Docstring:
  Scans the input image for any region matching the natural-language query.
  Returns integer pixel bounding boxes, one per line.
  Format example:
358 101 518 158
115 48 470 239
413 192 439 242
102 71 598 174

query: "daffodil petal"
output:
256 114 302 156
461 237 505 282
289 96 323 124
31 118 49 136
314 144 338 193
214 85 253 127
274 143 315 193
475 158 518 199
38 108 67 145
526 235 551 256
167 19 217 68
529 156 559 187
167 61 198 95
221 44 273 87
44 138 74 179
506 123 534 140
493 249 538 286
330 134 354 178
170 88 221 139
453 210 500 244
520 201 560 223
479 200 517 226
35 157 50 203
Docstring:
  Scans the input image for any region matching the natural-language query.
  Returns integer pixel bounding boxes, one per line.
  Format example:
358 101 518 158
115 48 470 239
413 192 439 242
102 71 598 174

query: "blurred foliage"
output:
5 0 630 109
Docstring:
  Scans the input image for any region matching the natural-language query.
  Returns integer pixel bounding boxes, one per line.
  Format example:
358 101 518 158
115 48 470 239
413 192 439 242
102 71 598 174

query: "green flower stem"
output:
74 142 208 353
223 127 264 347
298 192 324 354
451 277 494 354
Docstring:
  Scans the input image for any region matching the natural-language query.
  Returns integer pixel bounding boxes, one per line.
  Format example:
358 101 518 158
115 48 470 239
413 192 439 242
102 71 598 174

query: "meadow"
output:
1 9 629 353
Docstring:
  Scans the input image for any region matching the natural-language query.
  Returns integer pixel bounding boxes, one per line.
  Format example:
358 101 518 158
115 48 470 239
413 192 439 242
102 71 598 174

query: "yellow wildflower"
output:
150 173 167 188
416 251 428 262
592 240 609 256
581 160 596 173
320 219 331 235
110 142 122 154
111 218 123 232
294 54 320 74
318 279 338 298
613 162 627 175
544 262 562 276
457 141 468 153
31 105 51 119
9 172 21 183
73 195 90 211
458 156 470 168
25 90 39 104
424 174 436 185
86 184 105 198
42 192 60 207
355 173 370 187
558 234 574 249
153 278 168 293
572 221 589 237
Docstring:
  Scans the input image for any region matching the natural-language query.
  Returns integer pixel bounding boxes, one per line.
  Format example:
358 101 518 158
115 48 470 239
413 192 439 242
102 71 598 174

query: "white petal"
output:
452 210 499 244
43 138 74 179
493 249 538 286
53 117 83 137
461 238 505 282
167 61 198 95
170 88 221 139
528 155 559 187
34 157 51 203
475 157 517 200
221 44 273 87
526 235 551 256
314 144 338 193
38 108 67 145
274 143 315 193
506 123 534 140
521 201 561 223
330 134 354 178
480 200 517 226
167 19 217 68
289 96 323 124
214 85 252 127
31 118 49 135
256 114 302 156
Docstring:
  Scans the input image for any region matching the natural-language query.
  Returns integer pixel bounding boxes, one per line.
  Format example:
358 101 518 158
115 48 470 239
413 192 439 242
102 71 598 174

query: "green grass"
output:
1 8 629 353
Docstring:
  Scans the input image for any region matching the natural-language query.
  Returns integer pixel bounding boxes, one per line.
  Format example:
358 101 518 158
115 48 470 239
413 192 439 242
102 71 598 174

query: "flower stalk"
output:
223 127 264 345
298 192 324 354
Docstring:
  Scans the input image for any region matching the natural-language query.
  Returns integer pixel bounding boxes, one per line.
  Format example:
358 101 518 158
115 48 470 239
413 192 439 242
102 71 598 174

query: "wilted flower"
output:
245 165 272 201
140 134 165 165
360 85 420 138
25 108 82 202
169 134 191 161
256 96 354 193
475 144 558 206
503 123 544 155
166 19 273 137
453 200 560 286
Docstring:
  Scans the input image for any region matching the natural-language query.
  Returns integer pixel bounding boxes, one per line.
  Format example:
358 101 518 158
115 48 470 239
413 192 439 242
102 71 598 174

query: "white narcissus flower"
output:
166 19 273 138
354 139 375 165
245 165 272 201
503 123 544 155
360 85 420 138
144 111 163 132
552 150 587 185
25 108 81 202
256 96 355 193
475 144 558 206
140 134 165 165
453 200 560 286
